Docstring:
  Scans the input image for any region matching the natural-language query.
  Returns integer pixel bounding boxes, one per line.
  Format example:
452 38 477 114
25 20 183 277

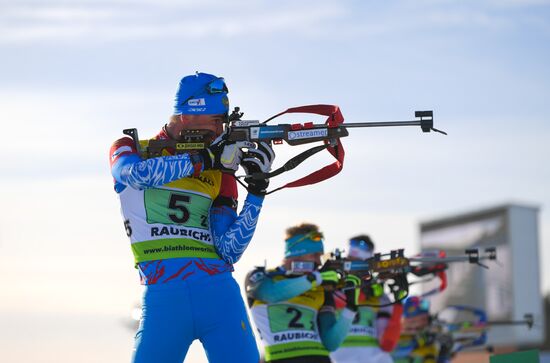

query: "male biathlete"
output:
392 297 437 363
110 72 274 363
245 223 359 363
330 235 403 363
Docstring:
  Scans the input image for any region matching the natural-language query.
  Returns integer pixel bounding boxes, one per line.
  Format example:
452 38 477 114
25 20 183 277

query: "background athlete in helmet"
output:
245 223 360 363
393 296 437 363
110 72 274 363
330 235 403 363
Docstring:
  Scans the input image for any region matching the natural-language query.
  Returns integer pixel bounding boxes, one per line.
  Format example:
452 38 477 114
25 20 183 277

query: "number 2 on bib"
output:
268 304 316 333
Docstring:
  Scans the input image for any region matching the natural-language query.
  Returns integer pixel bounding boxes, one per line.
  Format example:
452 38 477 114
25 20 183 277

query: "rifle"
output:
429 306 534 360
122 104 445 193
395 305 533 362
320 247 496 307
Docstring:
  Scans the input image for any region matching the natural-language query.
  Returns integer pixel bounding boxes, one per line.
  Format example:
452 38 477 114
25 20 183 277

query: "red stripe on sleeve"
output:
380 303 404 352
109 137 137 167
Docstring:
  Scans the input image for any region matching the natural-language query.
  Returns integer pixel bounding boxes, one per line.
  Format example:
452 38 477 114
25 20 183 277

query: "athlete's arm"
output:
378 300 403 352
254 276 314 303
245 268 316 303
318 291 356 351
210 140 276 264
209 173 265 264
110 137 199 192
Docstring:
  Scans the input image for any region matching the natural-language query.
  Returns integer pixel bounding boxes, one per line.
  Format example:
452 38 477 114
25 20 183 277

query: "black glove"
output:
241 141 275 195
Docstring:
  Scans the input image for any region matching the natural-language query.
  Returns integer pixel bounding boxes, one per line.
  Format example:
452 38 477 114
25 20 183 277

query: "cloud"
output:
3 0 548 45
1 5 115 22
0 1 348 44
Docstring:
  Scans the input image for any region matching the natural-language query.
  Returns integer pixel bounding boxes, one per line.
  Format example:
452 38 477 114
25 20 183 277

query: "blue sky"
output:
1 1 549 362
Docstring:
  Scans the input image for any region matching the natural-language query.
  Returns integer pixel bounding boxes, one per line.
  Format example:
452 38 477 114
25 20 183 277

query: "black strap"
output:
235 143 330 195
250 144 329 181
212 195 238 210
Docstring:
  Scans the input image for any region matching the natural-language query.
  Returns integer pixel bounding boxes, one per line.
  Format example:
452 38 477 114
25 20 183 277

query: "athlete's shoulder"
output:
110 137 137 166
245 266 286 301
244 266 267 299
111 136 136 151
245 266 267 284
245 266 284 285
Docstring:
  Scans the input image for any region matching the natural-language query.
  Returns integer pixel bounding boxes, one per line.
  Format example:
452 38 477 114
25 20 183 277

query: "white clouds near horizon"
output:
1 0 549 45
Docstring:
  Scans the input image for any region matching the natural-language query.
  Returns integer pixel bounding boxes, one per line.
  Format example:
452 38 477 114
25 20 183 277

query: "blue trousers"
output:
132 272 259 363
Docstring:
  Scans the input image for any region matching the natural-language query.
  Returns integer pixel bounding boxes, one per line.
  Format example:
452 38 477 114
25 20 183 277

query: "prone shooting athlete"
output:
392 296 438 363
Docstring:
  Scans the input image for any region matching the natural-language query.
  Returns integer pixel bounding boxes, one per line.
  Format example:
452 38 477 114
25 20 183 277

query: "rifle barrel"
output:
409 255 494 264
488 320 529 326
341 120 423 128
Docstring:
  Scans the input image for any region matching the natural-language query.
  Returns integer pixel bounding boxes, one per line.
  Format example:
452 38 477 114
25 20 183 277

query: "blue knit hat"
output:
173 72 229 115
285 231 325 258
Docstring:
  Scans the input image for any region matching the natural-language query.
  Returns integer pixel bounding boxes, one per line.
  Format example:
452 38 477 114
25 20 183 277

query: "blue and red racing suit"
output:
110 129 262 363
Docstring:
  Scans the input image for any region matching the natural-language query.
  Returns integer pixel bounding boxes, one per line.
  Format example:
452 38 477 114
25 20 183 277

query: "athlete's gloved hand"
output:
309 270 340 287
415 332 436 348
201 132 255 172
344 274 362 311
365 282 384 298
241 141 275 196
320 270 340 285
